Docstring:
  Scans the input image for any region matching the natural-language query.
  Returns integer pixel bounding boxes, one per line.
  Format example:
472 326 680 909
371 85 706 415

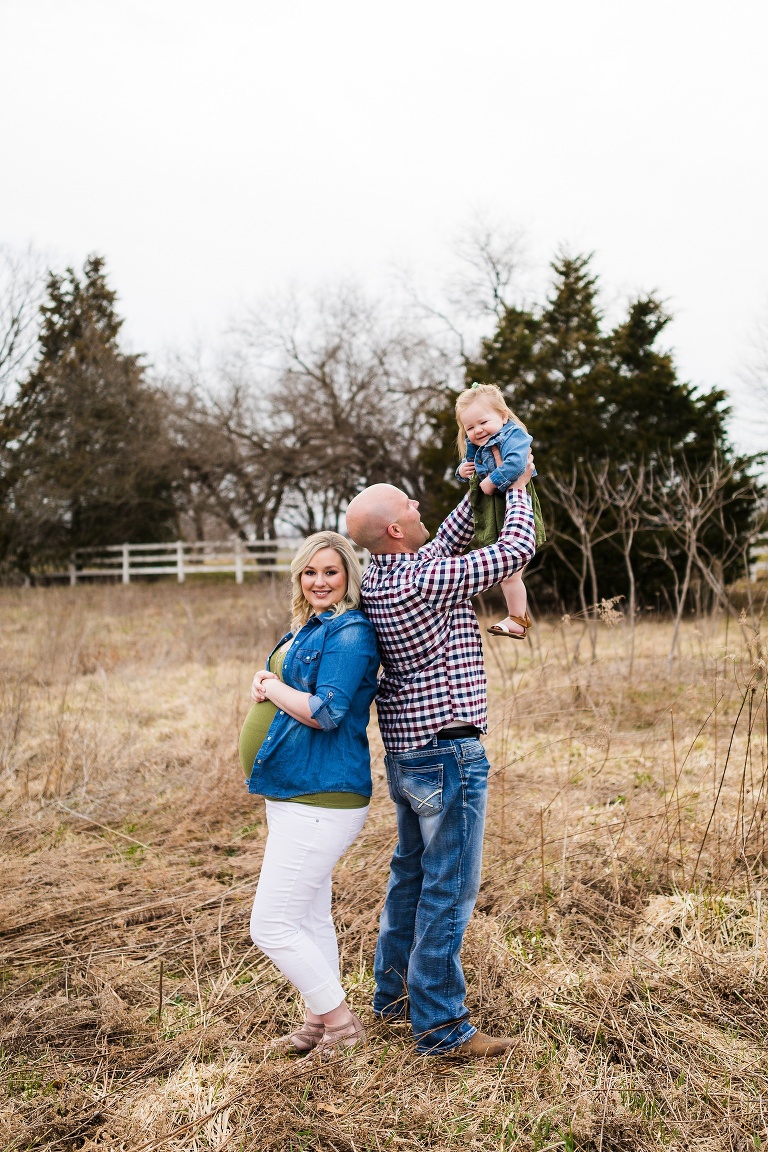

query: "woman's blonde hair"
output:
455 382 527 458
290 531 363 632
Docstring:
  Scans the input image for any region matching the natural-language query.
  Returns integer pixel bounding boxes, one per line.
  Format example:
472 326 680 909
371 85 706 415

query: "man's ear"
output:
386 522 404 540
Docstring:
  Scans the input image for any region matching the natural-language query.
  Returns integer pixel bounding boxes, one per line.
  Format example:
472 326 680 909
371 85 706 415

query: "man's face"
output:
392 491 430 551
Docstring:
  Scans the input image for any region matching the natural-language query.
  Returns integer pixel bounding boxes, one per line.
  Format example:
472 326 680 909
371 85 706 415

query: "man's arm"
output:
417 494 476 560
414 489 535 611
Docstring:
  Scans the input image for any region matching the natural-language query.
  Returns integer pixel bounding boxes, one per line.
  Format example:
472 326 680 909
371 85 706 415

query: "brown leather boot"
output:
443 1031 516 1058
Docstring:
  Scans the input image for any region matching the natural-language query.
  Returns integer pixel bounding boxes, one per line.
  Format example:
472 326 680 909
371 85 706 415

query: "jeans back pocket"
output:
396 762 444 816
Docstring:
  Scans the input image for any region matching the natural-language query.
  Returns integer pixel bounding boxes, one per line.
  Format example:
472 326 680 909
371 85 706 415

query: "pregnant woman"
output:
239 531 379 1058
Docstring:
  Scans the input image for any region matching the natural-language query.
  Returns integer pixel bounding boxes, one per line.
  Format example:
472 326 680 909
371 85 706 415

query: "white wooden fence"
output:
63 539 367 585
47 538 768 586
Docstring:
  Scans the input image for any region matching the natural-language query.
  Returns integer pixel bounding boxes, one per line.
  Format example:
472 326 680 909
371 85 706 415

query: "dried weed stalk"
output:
1 584 767 1150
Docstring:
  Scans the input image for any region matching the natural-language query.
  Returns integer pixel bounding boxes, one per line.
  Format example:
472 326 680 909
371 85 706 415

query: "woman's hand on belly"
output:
263 678 323 729
252 670 279 702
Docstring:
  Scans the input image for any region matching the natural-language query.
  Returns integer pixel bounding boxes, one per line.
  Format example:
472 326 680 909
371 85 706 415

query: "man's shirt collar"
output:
371 551 420 567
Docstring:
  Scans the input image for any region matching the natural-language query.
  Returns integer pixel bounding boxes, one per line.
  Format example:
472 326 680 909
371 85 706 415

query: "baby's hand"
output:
458 461 476 479
479 476 496 495
251 670 278 702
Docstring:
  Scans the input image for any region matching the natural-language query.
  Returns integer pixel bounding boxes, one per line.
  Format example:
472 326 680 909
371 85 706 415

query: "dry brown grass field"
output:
1 582 768 1151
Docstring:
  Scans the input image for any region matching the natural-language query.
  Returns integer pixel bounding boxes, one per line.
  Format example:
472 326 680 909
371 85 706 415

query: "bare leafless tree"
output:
164 285 449 539
446 215 527 322
603 464 646 679
0 245 46 406
539 461 616 660
395 215 527 364
237 285 449 532
644 452 757 667
740 306 768 437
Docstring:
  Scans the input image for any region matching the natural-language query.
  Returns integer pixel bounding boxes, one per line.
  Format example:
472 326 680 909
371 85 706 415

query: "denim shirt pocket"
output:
290 647 320 690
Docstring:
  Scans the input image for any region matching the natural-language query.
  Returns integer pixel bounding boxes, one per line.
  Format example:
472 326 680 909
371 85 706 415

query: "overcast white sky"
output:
2 0 767 451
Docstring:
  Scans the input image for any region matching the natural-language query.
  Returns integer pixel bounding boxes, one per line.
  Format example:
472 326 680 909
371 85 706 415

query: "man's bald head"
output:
346 484 429 554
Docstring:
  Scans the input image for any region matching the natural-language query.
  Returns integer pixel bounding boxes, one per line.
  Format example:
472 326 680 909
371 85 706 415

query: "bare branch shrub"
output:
539 461 616 660
603 464 646 678
0 244 46 406
644 452 758 666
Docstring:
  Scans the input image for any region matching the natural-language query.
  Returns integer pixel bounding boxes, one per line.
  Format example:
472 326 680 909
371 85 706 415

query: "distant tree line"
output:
0 245 764 616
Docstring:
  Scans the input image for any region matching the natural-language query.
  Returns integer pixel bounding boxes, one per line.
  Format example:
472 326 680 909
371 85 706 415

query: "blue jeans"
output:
373 736 490 1054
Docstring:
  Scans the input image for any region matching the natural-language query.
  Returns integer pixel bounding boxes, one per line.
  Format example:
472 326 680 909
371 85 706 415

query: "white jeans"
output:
250 799 369 1015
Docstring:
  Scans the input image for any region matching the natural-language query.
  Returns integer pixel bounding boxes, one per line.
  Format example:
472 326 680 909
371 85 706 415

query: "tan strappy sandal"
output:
486 612 531 640
304 1011 366 1063
271 1020 325 1055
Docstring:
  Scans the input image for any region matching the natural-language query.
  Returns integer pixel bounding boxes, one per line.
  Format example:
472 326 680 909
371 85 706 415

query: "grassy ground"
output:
1 582 767 1151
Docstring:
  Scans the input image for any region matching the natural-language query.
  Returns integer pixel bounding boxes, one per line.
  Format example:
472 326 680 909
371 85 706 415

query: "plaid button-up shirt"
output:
361 489 535 753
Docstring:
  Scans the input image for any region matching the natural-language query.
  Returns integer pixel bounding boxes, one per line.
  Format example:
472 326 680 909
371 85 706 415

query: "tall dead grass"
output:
1 582 767 1151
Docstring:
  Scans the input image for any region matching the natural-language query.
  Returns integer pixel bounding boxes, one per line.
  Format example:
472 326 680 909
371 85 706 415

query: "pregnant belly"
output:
238 700 279 776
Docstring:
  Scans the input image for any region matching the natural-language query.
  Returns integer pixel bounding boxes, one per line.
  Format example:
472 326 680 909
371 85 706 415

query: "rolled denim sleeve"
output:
307 622 379 730
308 691 338 730
488 428 532 492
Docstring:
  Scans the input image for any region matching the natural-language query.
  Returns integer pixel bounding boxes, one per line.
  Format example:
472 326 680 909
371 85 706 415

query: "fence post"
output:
122 544 130 585
235 538 244 584
176 540 185 584
69 560 77 587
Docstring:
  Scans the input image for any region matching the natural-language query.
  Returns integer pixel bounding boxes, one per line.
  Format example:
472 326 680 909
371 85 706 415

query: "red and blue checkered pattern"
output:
361 490 536 753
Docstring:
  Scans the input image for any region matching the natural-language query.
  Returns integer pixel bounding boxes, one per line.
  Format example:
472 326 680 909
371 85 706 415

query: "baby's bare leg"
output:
489 569 530 637
501 569 527 620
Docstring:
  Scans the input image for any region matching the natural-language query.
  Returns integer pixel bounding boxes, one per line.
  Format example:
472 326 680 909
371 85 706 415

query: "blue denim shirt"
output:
456 420 535 491
246 608 379 799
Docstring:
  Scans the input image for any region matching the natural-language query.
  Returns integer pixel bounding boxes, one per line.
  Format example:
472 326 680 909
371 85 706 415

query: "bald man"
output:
346 461 535 1057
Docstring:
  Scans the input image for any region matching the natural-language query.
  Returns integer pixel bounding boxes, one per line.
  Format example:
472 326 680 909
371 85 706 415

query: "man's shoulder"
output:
362 550 449 585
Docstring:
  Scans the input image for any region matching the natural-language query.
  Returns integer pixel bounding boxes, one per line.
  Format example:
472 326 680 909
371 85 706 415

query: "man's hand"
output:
457 460 476 479
251 670 278 702
511 451 534 490
479 476 496 495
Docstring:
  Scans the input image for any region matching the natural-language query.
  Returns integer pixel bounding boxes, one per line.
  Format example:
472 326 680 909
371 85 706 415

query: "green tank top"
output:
238 645 287 775
238 642 368 810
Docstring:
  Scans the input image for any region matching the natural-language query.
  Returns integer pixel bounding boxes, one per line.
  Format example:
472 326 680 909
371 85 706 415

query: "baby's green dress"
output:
469 477 546 549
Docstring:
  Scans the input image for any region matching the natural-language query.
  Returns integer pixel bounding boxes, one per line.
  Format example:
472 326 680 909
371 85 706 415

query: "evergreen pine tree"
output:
467 252 732 469
3 256 176 571
419 250 756 608
469 252 610 468
605 296 730 463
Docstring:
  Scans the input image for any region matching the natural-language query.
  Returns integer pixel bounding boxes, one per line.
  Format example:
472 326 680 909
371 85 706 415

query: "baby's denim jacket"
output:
456 420 535 492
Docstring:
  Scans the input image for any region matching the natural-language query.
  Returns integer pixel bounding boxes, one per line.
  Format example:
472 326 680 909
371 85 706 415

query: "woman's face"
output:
301 547 348 613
